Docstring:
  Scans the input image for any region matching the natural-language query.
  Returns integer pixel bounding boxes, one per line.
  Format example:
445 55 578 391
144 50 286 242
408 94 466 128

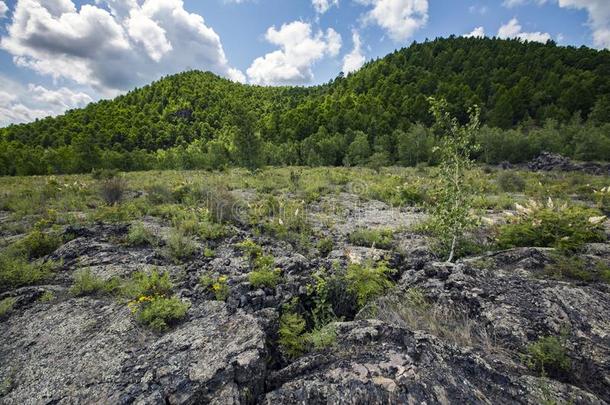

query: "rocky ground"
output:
1 167 609 404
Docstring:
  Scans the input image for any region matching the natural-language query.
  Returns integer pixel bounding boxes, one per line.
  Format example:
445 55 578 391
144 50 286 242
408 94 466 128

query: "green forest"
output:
1 36 609 176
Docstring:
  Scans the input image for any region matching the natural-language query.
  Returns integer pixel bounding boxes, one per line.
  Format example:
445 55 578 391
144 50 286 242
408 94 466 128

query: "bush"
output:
249 267 281 289
8 230 62 259
0 297 16 318
525 336 571 378
134 296 189 332
166 229 196 262
0 254 56 291
278 312 306 358
303 323 337 351
91 168 118 180
497 171 526 192
126 222 156 246
146 184 174 205
125 270 189 332
317 237 334 257
497 200 606 252
348 228 394 250
346 261 395 307
196 186 242 224
100 177 127 205
200 274 230 301
70 269 121 296
123 270 173 299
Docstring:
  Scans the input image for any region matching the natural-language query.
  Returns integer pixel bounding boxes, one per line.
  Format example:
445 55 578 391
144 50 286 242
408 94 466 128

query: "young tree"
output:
427 98 480 262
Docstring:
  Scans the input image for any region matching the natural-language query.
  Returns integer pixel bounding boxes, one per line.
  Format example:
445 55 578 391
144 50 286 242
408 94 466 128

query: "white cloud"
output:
356 0 428 42
468 5 488 15
498 18 552 42
0 0 242 95
502 0 547 7
0 1 8 18
557 0 610 49
342 30 365 74
247 21 342 85
0 75 92 126
312 0 339 14
464 26 486 38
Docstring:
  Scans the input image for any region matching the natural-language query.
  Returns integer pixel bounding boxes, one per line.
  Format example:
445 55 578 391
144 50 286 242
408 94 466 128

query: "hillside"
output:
1 36 610 175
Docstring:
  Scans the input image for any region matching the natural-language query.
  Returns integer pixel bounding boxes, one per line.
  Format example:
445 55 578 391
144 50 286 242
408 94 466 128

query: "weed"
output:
39 291 55 302
166 229 196 262
278 311 306 358
126 222 156 246
497 171 526 192
134 296 189 332
8 229 62 259
0 254 57 291
70 269 121 296
249 267 281 289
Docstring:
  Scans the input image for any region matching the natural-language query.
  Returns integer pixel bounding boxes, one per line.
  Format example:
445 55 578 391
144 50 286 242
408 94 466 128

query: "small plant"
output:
8 229 62 259
146 184 174 205
248 266 281 289
125 270 189 332
0 254 57 291
497 171 526 192
303 323 337 351
100 177 127 205
525 335 571 378
278 311 306 358
200 274 230 301
0 296 16 318
346 261 395 307
544 254 610 284
348 228 394 250
497 199 606 252
91 168 118 180
70 269 121 296
166 229 196 262
203 247 215 258
39 291 55 302
196 186 242 224
427 98 480 262
237 239 263 263
317 237 334 257
134 296 189 332
126 222 156 246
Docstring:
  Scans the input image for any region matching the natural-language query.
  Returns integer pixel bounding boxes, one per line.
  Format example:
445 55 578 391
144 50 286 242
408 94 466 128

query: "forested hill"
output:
2 36 610 175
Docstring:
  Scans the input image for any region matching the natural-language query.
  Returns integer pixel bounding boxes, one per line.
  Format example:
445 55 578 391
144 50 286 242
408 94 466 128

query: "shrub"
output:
0 297 16 318
278 311 306 358
497 199 606 252
525 336 571 378
125 270 189 332
39 291 55 302
0 254 56 291
123 270 173 299
249 267 281 289
200 274 230 301
303 323 337 351
346 261 395 307
348 228 394 250
237 239 263 263
70 269 121 296
100 177 127 205
497 171 526 192
8 230 62 259
126 222 156 246
134 296 189 332
317 237 334 257
166 229 196 262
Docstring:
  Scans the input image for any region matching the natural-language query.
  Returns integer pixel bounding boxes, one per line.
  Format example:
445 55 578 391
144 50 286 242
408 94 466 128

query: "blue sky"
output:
0 0 607 126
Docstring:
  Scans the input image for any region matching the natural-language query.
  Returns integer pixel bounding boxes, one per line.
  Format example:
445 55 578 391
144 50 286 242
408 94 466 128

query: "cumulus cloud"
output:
247 21 342 85
465 26 486 38
557 0 610 49
342 30 365 74
312 0 339 14
0 1 8 18
0 75 92 126
498 18 552 42
0 0 243 94
356 0 428 42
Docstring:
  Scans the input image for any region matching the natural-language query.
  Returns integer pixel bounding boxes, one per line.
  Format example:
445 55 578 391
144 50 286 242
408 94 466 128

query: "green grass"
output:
346 261 395 307
348 228 394 250
0 254 57 291
0 297 16 318
70 269 122 296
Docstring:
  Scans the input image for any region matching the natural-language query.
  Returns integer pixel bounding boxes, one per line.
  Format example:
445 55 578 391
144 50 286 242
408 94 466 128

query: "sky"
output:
0 0 608 127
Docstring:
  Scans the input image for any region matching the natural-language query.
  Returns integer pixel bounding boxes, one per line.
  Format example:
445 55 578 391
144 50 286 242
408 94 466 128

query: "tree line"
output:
1 36 609 175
